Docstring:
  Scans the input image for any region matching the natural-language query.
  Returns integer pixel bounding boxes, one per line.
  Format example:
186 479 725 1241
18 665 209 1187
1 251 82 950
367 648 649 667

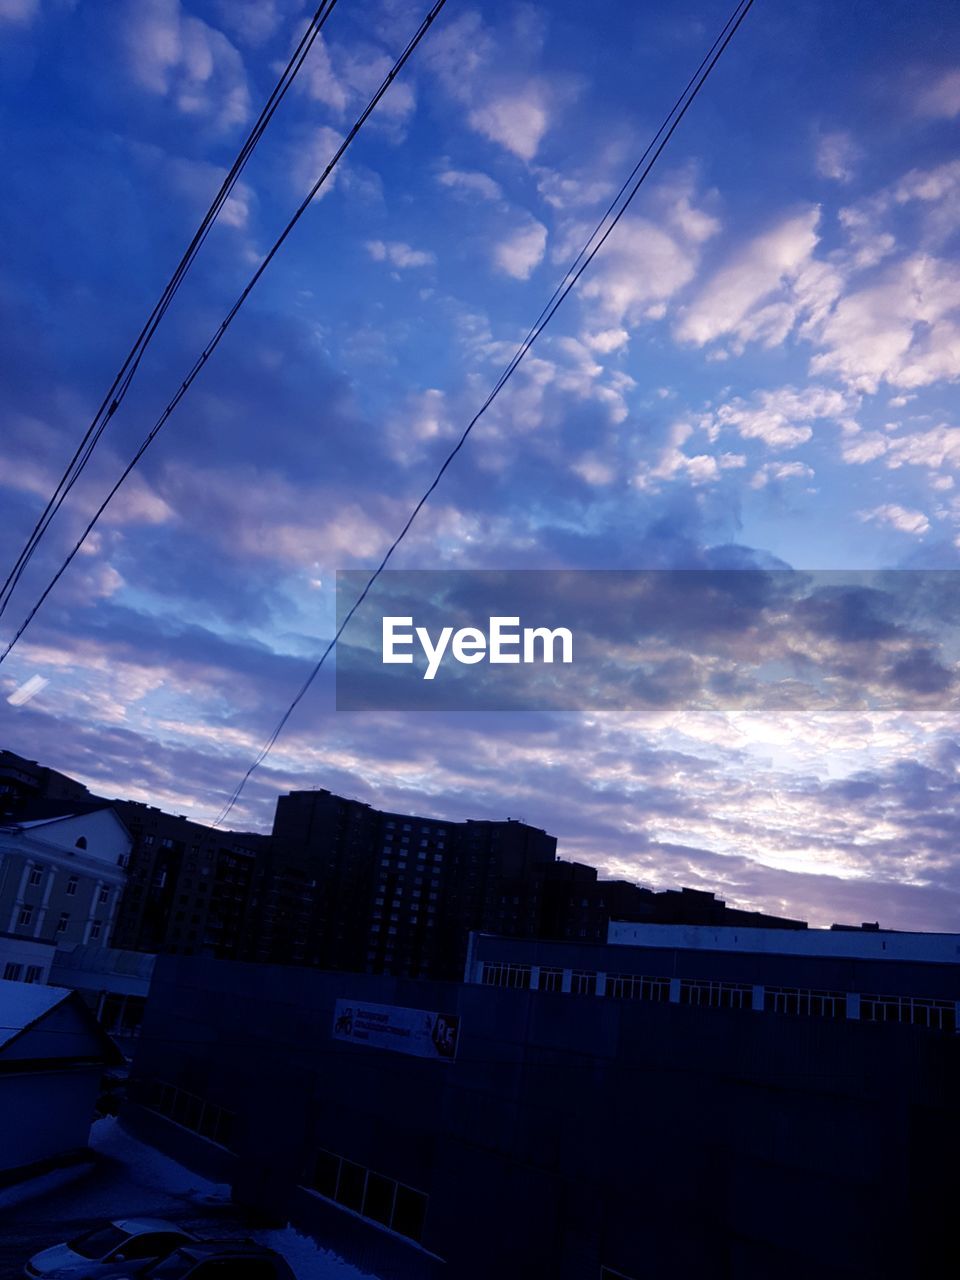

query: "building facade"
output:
124 942 960 1280
0 809 130 949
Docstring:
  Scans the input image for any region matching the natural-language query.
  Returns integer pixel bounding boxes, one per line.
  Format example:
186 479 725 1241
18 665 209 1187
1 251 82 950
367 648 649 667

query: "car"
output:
25 1220 198 1279
117 1240 296 1280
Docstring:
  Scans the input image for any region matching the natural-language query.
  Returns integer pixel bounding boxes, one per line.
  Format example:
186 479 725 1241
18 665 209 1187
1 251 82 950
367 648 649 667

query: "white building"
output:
0 808 131 948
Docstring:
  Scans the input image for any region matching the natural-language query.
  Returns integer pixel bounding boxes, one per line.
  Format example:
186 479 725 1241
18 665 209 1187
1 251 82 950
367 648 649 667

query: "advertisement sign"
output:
332 999 460 1061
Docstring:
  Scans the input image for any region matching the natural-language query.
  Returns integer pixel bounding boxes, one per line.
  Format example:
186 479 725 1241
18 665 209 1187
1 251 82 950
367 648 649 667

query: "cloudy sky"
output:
2 0 960 929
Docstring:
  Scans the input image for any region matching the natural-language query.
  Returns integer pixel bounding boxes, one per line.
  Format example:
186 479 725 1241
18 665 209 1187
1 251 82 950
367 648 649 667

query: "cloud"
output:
467 89 550 161
707 385 856 451
859 504 931 536
436 168 503 202
816 130 859 183
0 0 38 22
494 218 547 280
675 207 838 350
423 12 568 162
366 240 436 269
751 461 815 490
300 33 416 132
810 254 960 392
914 67 960 119
118 0 250 131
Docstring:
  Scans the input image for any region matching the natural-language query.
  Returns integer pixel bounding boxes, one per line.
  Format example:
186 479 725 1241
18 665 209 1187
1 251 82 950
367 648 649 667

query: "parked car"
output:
25 1220 197 1278
118 1240 296 1280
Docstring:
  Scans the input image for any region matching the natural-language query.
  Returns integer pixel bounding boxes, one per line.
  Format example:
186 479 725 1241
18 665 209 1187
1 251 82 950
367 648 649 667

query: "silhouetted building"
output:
0 748 94 818
109 802 265 960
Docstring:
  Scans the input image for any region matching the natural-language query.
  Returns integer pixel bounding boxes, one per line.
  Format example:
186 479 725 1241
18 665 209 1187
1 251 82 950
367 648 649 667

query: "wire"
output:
210 0 757 829
0 0 340 622
0 0 448 670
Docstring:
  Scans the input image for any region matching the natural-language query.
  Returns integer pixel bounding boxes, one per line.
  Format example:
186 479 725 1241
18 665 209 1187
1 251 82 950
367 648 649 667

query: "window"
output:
539 967 563 993
679 979 751 1010
56 912 70 934
99 886 110 904
18 906 33 927
25 965 43 984
3 963 23 981
305 1148 428 1244
570 970 597 996
28 867 43 887
67 876 79 896
482 962 532 990
117 854 130 869
141 1078 236 1149
860 992 956 1031
90 921 102 940
605 973 671 1002
75 836 87 850
765 986 845 1019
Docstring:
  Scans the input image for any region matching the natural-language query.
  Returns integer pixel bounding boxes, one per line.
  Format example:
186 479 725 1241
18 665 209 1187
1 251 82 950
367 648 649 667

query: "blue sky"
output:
2 0 960 929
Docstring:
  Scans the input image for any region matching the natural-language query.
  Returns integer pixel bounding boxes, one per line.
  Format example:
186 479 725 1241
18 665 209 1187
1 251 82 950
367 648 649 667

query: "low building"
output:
0 807 130 947
124 936 960 1280
0 981 123 1180
0 929 55 985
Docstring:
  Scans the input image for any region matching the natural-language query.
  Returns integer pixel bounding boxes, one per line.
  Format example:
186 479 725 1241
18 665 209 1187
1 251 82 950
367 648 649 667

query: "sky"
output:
1 0 960 930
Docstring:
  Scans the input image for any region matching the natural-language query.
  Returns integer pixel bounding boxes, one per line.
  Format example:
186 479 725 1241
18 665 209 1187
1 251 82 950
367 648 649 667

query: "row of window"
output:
17 906 104 938
478 964 959 1030
2 962 44 983
25 867 111 904
306 1147 428 1245
140 1079 236 1150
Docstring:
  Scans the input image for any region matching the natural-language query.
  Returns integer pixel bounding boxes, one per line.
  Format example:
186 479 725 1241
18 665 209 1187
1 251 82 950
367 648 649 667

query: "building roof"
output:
606 921 960 964
0 981 74 1050
0 980 125 1063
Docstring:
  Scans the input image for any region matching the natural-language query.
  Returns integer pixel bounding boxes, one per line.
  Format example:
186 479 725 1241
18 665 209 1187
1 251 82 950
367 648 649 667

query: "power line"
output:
210 0 757 829
0 0 341 622
0 0 449 669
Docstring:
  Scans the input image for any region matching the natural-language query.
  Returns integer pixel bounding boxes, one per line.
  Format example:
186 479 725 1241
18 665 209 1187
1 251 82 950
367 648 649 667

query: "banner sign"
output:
332 999 460 1061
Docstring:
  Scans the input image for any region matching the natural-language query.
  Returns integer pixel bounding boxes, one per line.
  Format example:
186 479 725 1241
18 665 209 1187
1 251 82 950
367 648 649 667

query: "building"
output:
0 929 55 985
123 931 960 1280
0 981 123 1180
109 801 265 959
0 808 130 947
0 748 95 819
263 790 559 978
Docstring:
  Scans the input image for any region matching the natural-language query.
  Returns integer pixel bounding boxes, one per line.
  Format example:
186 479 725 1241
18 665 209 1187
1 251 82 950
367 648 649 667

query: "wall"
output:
0 1069 100 1175
125 954 960 1280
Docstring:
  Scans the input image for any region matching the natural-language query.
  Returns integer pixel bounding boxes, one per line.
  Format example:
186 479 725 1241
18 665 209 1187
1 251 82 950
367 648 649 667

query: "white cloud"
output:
578 216 701 326
423 12 563 162
708 385 855 451
494 219 547 280
366 240 436 269
675 208 837 350
301 34 416 131
816 131 859 183
436 168 502 202
536 168 614 210
859 504 930 536
119 0 250 131
468 89 550 161
914 67 960 119
751 461 815 489
810 255 960 392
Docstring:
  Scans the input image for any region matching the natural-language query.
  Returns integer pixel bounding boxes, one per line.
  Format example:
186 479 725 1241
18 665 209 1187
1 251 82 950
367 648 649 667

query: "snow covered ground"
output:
0 1118 379 1280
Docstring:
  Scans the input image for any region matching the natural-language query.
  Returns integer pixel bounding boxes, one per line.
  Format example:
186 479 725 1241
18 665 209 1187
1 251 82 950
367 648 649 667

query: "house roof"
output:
0 981 73 1050
0 980 125 1064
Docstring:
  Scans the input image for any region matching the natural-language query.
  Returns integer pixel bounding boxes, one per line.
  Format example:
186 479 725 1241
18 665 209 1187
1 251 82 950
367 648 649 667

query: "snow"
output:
0 1118 380 1280
0 979 72 1047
